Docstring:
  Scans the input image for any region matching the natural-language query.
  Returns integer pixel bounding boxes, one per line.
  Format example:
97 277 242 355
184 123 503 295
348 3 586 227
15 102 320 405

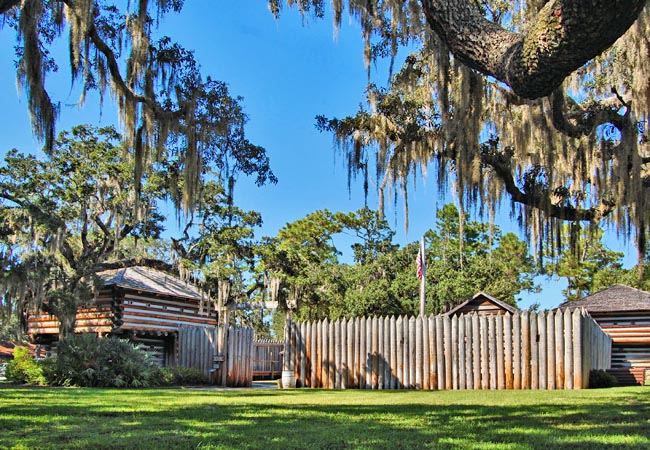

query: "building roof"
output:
445 292 518 316
0 341 36 359
98 266 203 301
562 284 650 313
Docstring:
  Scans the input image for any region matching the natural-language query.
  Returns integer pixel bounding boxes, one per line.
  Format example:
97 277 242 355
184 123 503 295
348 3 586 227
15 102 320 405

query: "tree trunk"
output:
50 294 79 343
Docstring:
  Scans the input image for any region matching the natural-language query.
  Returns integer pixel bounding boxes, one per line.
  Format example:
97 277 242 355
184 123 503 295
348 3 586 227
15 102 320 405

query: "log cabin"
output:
562 284 650 385
27 266 217 366
444 292 518 316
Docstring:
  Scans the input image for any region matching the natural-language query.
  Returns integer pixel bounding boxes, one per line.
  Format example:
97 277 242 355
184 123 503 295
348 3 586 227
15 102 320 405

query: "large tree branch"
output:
86 25 152 107
420 0 647 99
85 214 137 267
0 190 77 266
80 203 90 255
89 258 175 274
480 148 615 222
550 89 628 138
77 7 186 123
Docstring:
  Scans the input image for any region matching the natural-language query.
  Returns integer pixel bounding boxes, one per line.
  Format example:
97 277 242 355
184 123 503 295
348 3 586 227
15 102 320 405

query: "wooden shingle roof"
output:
561 284 650 313
98 266 203 301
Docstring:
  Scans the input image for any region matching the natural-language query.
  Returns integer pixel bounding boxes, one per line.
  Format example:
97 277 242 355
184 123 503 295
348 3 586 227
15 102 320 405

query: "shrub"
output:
52 334 159 388
157 366 208 386
39 357 58 384
589 369 618 388
5 347 46 385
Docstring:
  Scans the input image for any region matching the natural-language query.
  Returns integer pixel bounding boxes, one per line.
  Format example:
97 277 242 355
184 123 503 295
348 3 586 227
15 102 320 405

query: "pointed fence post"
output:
504 313 513 389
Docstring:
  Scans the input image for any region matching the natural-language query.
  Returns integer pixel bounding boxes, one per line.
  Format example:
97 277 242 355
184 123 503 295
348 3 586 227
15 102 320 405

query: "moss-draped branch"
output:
420 0 647 99
1 0 274 215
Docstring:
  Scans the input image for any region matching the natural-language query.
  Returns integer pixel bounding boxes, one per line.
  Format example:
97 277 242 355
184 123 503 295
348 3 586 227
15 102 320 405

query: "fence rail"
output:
284 309 611 390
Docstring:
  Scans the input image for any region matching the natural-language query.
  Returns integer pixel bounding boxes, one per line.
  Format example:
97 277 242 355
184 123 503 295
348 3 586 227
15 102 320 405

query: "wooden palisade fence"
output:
283 309 611 390
177 325 254 387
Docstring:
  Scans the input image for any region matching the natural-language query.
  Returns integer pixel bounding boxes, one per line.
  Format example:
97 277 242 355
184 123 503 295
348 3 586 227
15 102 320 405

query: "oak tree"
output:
276 0 650 265
0 125 164 339
0 0 275 213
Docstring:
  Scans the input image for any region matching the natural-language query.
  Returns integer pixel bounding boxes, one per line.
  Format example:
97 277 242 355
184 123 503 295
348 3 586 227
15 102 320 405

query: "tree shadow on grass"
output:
0 387 648 449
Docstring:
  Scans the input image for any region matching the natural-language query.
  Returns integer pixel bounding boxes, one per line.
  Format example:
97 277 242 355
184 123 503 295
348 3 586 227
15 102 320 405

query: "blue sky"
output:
0 2 637 310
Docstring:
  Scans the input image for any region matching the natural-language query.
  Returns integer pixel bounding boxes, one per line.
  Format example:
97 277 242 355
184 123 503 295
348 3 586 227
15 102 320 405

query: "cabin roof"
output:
560 284 650 313
98 266 203 301
445 292 518 316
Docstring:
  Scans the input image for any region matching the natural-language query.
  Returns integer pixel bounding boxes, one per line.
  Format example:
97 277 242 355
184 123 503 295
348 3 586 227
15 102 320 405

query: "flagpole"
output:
419 236 426 317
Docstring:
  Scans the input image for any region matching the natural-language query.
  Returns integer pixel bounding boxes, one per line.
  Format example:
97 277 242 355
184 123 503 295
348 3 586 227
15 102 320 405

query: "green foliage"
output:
259 209 345 319
169 179 266 331
38 356 58 383
334 245 418 318
422 204 538 313
261 204 538 320
4 347 46 385
0 309 23 342
0 2 274 217
336 207 398 264
304 1 650 267
616 265 650 292
0 125 165 339
0 122 270 340
269 310 286 340
332 203 542 317
547 227 627 301
589 369 618 389
157 366 208 386
51 334 159 388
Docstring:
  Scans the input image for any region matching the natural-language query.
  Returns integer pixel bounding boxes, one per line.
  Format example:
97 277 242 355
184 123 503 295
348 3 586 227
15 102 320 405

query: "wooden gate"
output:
177 325 254 387
253 340 283 378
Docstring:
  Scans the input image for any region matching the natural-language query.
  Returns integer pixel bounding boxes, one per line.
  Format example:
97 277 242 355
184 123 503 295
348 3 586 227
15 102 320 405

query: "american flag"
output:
416 246 423 279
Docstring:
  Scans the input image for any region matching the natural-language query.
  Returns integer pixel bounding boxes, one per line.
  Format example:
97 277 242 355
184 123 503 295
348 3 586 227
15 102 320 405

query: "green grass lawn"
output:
0 385 648 450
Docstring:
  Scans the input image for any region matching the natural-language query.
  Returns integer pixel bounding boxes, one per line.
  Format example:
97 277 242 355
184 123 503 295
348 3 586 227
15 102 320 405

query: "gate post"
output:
219 309 230 386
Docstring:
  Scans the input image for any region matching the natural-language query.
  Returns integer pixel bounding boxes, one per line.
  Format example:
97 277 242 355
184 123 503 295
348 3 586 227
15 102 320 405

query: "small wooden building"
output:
445 292 518 316
564 284 650 385
27 266 216 366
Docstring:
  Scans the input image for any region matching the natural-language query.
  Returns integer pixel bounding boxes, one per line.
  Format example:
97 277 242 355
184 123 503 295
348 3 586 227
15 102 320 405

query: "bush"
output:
39 357 58 383
589 369 618 388
51 334 159 388
5 347 46 385
157 366 208 386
